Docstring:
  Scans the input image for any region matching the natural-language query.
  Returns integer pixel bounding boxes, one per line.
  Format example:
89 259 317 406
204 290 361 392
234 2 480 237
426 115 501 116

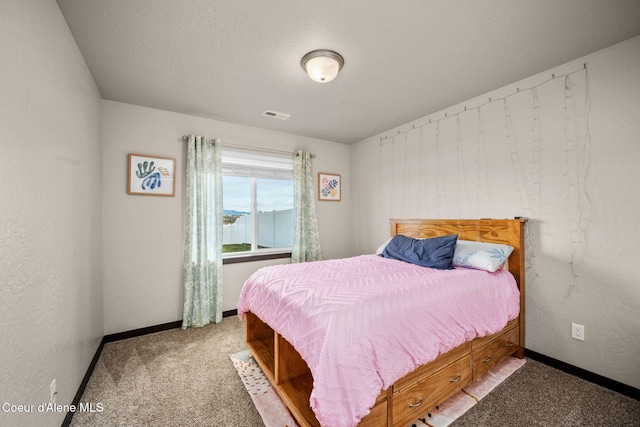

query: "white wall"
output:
0 1 104 426
350 37 640 389
102 100 351 334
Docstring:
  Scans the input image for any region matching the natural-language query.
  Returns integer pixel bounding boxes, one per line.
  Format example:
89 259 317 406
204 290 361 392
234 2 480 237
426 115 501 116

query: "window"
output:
222 149 293 258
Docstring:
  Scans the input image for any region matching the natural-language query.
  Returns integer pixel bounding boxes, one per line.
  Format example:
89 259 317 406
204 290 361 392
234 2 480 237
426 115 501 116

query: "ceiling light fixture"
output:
301 49 344 83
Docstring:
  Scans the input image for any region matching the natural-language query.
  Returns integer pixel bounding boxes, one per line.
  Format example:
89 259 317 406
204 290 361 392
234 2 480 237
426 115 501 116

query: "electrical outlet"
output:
50 379 57 404
571 323 585 341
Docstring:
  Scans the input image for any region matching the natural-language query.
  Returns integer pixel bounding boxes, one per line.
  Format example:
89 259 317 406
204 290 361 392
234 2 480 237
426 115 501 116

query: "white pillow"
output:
375 237 394 255
452 240 514 272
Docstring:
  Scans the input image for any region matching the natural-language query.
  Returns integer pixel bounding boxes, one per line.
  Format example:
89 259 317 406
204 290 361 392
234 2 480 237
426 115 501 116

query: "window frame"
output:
221 149 294 262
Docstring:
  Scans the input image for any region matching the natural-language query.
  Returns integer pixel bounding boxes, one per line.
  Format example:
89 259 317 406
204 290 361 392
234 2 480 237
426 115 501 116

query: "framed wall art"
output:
127 153 176 196
318 172 341 201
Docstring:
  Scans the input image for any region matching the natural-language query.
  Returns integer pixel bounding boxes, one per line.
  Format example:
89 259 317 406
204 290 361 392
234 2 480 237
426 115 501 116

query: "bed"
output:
238 218 526 427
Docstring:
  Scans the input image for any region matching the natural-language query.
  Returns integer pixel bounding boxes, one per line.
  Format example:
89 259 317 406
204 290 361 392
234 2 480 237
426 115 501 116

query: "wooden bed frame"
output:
245 218 526 426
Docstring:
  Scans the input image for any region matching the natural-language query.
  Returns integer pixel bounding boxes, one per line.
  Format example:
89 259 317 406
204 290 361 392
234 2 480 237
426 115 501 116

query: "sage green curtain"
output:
292 150 322 262
182 135 223 329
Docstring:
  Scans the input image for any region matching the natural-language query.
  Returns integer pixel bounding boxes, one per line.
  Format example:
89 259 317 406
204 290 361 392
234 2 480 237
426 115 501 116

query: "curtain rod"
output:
182 135 216 144
181 135 315 158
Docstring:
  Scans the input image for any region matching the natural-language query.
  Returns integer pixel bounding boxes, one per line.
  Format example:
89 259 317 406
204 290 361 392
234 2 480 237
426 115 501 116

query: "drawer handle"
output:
482 355 493 363
408 397 423 408
506 341 515 347
450 374 462 383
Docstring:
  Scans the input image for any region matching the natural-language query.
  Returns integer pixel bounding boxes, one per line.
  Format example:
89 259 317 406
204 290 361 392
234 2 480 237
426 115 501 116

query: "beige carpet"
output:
453 360 640 427
70 316 263 427
70 316 640 426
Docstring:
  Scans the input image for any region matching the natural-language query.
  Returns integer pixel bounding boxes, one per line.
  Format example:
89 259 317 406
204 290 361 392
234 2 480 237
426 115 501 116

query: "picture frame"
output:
127 153 176 196
318 172 341 201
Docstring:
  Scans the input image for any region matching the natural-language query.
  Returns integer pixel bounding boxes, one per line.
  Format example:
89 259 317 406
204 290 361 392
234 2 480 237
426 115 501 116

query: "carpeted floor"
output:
453 359 640 427
70 316 264 427
71 316 640 426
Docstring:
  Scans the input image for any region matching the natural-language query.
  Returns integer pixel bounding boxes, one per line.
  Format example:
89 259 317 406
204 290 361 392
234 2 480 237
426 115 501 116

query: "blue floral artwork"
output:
135 160 162 190
128 154 175 196
319 173 341 201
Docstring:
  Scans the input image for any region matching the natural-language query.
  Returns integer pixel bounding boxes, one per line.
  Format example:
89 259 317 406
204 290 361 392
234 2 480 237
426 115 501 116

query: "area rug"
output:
230 350 525 427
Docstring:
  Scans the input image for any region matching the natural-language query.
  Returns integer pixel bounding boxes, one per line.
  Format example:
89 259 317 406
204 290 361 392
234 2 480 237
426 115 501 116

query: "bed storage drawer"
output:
393 342 470 393
472 324 519 380
391 355 471 426
472 318 518 349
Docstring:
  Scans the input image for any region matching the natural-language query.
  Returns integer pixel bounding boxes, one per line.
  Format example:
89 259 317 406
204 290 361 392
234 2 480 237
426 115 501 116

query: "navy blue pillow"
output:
380 234 458 269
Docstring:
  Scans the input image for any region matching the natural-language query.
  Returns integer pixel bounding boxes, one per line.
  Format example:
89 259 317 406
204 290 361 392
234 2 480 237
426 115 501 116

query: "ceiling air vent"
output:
262 110 290 120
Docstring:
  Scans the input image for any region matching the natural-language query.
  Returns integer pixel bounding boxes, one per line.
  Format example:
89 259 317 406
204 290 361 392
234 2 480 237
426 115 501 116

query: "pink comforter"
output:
237 255 520 427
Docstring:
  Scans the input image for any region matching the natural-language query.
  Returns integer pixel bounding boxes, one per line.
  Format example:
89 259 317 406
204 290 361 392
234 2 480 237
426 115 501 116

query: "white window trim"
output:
222 149 293 259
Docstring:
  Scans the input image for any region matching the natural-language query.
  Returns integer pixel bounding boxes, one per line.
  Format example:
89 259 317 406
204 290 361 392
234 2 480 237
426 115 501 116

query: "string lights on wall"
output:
375 63 591 291
379 64 588 142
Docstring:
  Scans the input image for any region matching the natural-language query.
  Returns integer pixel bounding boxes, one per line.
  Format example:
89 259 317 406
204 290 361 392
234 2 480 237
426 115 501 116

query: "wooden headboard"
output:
390 218 527 355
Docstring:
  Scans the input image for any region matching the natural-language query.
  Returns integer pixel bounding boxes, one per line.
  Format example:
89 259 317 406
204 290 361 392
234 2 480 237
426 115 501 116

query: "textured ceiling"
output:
57 0 640 144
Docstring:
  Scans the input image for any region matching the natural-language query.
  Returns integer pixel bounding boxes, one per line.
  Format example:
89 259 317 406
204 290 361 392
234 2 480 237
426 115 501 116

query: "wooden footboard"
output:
245 219 526 426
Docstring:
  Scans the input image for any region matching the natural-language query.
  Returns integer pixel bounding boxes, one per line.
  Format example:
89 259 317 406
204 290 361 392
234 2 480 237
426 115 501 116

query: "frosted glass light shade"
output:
301 50 344 83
